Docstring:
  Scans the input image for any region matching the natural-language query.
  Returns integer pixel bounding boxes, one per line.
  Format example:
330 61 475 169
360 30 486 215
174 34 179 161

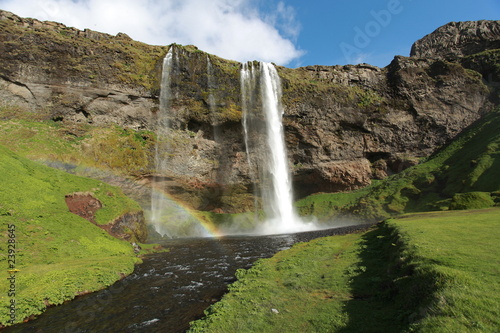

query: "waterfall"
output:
241 62 312 234
259 62 300 232
149 47 209 238
150 50 316 237
150 48 174 237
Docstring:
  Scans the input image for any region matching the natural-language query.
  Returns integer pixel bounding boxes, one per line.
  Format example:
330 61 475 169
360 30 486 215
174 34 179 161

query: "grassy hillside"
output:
0 108 156 177
297 106 500 222
0 144 143 326
188 208 500 332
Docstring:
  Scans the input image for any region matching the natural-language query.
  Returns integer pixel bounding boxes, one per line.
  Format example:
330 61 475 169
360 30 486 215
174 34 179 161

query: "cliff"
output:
411 20 500 61
410 20 500 92
0 10 498 214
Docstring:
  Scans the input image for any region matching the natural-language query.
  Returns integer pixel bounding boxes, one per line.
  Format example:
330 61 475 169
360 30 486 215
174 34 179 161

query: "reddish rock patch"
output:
65 192 147 242
65 192 102 223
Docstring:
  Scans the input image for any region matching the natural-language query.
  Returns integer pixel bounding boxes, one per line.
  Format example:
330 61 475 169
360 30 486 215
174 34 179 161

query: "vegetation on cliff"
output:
2 10 497 212
0 105 156 176
189 208 500 332
0 10 167 91
0 144 145 326
296 106 500 222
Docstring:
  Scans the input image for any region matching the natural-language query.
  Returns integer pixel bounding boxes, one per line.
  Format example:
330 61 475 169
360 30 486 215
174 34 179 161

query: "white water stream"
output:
150 48 174 237
241 62 315 234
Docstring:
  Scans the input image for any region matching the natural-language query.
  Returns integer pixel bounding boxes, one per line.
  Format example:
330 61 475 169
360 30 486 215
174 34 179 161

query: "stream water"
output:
5 225 368 333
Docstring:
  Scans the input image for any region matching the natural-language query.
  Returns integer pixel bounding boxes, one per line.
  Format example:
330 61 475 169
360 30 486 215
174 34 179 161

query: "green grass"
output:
188 232 364 333
0 144 143 326
296 107 500 222
188 208 500 332
386 209 500 332
0 116 156 177
296 186 373 222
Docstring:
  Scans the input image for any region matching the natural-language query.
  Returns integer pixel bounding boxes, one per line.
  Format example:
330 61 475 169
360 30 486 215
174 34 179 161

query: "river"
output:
5 225 368 333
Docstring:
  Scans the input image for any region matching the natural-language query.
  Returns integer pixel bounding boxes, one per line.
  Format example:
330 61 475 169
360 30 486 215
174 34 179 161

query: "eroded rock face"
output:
0 9 165 130
410 20 500 61
0 78 157 130
294 159 373 198
281 55 490 196
65 192 102 223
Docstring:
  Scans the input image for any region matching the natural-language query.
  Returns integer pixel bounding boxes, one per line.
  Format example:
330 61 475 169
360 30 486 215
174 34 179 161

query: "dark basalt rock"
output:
410 20 500 61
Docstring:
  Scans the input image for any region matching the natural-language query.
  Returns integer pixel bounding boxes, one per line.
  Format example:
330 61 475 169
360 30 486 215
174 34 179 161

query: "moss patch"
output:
449 192 495 210
0 116 156 177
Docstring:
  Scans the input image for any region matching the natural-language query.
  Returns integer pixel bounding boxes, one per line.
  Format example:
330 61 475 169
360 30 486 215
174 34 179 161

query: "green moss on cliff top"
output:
0 14 167 91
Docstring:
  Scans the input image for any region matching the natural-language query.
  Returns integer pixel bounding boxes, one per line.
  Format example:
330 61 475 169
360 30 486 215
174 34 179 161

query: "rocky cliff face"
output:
0 9 165 130
1 10 498 214
278 58 490 197
411 20 500 91
411 20 500 60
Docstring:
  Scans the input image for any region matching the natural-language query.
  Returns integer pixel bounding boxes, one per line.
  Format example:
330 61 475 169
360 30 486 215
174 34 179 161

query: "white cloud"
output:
0 0 304 65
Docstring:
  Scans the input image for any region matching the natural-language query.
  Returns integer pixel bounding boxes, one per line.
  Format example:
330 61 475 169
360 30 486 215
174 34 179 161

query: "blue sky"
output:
0 0 498 68
279 0 500 67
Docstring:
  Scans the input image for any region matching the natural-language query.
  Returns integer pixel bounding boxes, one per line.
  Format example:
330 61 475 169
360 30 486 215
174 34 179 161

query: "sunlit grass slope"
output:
0 144 142 326
188 208 500 332
297 107 500 222
0 113 155 177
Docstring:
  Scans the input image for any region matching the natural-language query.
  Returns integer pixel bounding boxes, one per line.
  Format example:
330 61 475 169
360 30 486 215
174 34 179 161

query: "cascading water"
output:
150 48 174 237
149 47 210 238
151 52 316 237
241 62 261 214
241 62 314 234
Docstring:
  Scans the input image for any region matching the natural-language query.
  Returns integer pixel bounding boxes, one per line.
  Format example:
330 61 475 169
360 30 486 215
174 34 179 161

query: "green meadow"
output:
189 208 500 332
0 144 143 326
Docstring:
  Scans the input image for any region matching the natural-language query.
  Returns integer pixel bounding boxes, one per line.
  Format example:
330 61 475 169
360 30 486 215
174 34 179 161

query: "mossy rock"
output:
449 192 495 210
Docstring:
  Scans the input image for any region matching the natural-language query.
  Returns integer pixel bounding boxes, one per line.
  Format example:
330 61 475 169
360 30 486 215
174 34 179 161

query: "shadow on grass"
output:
338 224 436 333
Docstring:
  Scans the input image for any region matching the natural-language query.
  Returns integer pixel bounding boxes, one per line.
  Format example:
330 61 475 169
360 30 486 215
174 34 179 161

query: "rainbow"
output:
38 158 224 239
148 186 225 238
